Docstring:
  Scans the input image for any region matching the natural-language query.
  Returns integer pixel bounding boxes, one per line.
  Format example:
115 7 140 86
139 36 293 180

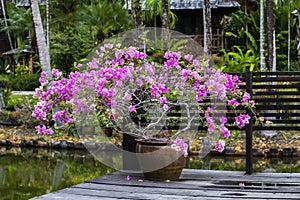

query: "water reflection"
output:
186 155 300 173
0 147 115 200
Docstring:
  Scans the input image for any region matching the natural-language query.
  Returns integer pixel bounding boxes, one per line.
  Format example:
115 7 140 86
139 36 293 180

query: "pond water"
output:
0 147 115 200
0 147 299 200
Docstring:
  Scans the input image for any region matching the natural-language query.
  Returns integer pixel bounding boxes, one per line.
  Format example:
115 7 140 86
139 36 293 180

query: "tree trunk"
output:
30 0 52 77
260 0 266 72
266 0 275 71
46 0 49 51
132 0 143 28
1 0 13 50
288 0 291 71
203 0 212 56
297 14 300 71
161 0 168 29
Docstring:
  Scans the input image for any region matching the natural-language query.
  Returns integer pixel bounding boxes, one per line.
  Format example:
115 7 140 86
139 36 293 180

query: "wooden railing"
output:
233 72 300 174
192 29 228 52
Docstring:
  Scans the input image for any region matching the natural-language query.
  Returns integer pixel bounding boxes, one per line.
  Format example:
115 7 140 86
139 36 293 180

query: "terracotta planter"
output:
135 138 186 181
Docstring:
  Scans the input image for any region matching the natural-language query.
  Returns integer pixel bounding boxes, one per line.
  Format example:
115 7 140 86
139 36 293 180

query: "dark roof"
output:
16 0 47 7
126 0 240 10
170 0 240 10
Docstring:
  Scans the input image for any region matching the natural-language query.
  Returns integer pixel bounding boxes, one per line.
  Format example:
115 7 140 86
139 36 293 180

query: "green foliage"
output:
0 74 12 103
0 2 34 53
50 26 95 73
6 94 37 110
0 74 10 89
221 1 300 71
75 1 132 43
0 110 18 123
221 10 259 49
143 0 178 28
219 46 260 72
2 94 38 127
8 74 40 91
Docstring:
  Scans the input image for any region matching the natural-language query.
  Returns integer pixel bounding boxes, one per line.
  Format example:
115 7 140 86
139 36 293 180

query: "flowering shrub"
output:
32 43 264 154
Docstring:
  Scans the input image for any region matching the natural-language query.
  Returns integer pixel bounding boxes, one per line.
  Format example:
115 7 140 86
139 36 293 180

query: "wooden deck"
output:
31 169 300 200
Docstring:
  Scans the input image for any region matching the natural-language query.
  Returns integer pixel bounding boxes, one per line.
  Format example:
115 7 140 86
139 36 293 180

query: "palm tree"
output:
161 0 168 29
266 0 275 71
30 0 51 76
296 9 300 70
260 0 266 72
203 0 212 56
76 1 132 44
143 0 177 28
132 0 143 27
288 0 291 71
46 0 49 50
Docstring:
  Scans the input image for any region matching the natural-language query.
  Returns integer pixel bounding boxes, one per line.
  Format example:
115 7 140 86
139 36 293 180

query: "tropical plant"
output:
143 0 177 29
219 46 260 72
222 0 300 72
0 2 34 59
0 1 14 50
132 0 143 27
75 1 132 44
48 0 81 31
50 26 94 73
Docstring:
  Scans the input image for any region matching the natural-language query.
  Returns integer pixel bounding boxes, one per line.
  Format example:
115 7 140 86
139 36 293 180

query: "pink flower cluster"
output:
171 137 188 157
212 140 225 152
31 43 260 153
235 114 251 129
32 69 79 134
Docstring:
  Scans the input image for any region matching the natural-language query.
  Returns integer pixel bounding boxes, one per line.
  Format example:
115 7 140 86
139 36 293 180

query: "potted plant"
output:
32 36 264 181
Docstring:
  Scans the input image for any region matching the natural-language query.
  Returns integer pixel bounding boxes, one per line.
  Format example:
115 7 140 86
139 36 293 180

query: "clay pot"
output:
135 138 186 181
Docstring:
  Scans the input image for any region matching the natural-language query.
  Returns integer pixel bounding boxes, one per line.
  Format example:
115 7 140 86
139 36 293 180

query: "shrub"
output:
9 74 40 91
6 94 37 110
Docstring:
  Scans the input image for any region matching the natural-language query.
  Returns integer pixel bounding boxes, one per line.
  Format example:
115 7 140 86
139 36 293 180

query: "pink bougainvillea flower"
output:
235 114 251 129
228 98 240 107
163 104 169 111
239 182 245 189
160 97 167 104
129 105 136 112
171 137 188 157
125 175 131 181
212 140 225 152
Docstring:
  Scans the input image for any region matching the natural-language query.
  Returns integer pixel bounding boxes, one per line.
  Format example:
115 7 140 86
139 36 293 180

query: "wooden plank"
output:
252 98 300 103
254 105 300 110
31 169 300 200
254 91 300 95
253 126 300 130
70 183 300 199
252 77 300 82
31 191 118 200
252 84 300 89
259 112 300 117
251 72 300 76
